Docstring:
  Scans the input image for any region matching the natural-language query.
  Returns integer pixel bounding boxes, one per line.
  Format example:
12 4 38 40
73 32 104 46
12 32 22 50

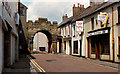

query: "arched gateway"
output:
27 18 58 53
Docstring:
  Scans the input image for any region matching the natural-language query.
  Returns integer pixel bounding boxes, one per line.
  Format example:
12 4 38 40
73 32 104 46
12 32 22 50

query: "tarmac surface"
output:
31 51 119 73
2 51 120 74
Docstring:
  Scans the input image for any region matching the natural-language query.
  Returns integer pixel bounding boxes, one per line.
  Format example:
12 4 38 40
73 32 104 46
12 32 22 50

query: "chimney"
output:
62 14 68 21
72 3 85 16
90 0 104 6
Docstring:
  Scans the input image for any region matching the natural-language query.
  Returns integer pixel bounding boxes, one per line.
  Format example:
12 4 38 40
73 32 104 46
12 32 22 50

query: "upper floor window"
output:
62 28 64 36
20 7 24 16
118 6 120 23
118 37 120 54
73 24 75 37
69 25 70 36
91 17 94 30
65 26 66 36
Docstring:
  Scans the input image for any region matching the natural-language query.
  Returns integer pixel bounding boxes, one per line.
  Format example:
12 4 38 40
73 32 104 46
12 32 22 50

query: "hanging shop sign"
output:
98 12 108 25
76 21 83 32
88 29 109 37
2 0 11 17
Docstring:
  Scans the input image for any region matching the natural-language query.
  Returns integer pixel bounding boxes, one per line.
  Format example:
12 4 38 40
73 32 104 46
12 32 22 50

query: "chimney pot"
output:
80 4 82 8
73 4 75 7
78 3 79 7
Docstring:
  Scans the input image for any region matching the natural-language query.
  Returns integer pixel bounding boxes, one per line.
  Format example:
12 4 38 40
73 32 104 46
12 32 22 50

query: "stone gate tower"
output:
27 18 58 53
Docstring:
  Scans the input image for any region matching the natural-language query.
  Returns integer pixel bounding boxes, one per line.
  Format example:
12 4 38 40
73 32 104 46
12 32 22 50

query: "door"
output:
69 40 71 55
59 39 62 53
95 37 101 59
80 40 82 56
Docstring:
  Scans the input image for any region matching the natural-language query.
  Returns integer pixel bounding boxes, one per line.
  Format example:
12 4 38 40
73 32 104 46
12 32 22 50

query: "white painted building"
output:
33 32 48 52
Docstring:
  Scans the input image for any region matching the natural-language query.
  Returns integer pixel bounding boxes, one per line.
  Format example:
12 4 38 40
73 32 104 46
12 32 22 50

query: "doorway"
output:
59 39 62 53
69 40 72 55
80 40 82 56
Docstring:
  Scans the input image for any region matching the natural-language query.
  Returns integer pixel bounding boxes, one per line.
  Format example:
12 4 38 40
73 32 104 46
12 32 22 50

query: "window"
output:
119 37 120 54
101 34 110 55
20 7 24 15
74 41 78 54
63 28 64 36
96 19 98 25
118 6 120 23
64 41 66 51
73 24 75 37
91 17 94 30
69 25 70 36
91 37 95 54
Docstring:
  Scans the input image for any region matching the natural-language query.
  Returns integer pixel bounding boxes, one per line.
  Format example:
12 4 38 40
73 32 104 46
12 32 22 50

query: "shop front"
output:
88 28 110 60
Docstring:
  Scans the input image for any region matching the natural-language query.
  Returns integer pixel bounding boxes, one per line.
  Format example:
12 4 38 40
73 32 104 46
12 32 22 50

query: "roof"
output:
58 1 119 28
75 2 119 21
72 5 99 22
58 16 74 28
58 9 85 28
20 2 28 9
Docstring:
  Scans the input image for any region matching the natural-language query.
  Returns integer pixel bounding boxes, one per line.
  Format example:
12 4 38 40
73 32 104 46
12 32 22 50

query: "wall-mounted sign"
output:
88 29 109 37
76 21 83 32
98 12 108 25
2 0 11 17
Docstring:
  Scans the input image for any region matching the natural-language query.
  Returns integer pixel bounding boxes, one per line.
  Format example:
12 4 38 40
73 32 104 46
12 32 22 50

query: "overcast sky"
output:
20 0 109 24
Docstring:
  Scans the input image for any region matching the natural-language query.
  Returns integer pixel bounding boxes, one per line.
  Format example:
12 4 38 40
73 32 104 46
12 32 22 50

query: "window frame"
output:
118 6 120 24
91 17 94 30
20 7 24 16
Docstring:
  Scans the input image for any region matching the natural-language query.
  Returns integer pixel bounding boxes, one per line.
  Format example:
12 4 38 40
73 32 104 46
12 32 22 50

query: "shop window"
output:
91 17 94 30
101 35 110 55
91 37 95 54
73 41 78 54
118 6 120 23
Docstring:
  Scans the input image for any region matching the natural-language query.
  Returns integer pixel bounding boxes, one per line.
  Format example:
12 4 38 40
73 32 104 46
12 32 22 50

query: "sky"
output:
20 0 109 24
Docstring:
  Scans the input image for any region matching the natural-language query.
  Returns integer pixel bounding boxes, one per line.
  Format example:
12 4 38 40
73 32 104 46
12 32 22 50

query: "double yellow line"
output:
27 55 46 73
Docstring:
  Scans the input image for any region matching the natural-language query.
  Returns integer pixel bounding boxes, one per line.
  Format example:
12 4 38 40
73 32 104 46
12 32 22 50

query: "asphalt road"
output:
31 51 119 73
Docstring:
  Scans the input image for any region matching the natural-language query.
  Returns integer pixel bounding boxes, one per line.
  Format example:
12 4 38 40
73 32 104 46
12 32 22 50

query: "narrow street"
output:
29 51 119 73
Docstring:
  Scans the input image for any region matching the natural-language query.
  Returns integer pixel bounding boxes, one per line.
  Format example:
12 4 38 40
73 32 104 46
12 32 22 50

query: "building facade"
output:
58 1 120 63
0 0 19 73
83 2 120 62
19 2 28 54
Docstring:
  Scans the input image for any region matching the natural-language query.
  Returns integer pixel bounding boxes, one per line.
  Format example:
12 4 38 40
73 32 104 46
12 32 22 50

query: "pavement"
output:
2 54 36 74
62 54 119 70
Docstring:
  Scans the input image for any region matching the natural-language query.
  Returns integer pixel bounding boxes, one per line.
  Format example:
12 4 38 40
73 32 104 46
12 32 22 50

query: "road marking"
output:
27 55 46 73
32 59 46 72
31 60 42 72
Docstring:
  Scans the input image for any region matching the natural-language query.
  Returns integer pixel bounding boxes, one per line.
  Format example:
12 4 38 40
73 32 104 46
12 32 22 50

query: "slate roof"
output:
58 1 119 28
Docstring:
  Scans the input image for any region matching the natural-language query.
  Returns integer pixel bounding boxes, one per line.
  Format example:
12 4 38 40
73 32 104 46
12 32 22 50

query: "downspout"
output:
112 6 115 62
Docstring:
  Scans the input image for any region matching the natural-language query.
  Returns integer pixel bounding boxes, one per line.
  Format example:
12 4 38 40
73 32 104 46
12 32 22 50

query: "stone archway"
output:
33 30 52 53
27 18 58 53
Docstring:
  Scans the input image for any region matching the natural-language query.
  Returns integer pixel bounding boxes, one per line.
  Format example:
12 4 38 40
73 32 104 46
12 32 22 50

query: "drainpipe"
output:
112 6 115 62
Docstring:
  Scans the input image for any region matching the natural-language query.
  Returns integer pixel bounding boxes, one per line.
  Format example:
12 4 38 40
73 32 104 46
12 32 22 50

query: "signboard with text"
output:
97 12 108 25
88 29 109 37
76 21 83 32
